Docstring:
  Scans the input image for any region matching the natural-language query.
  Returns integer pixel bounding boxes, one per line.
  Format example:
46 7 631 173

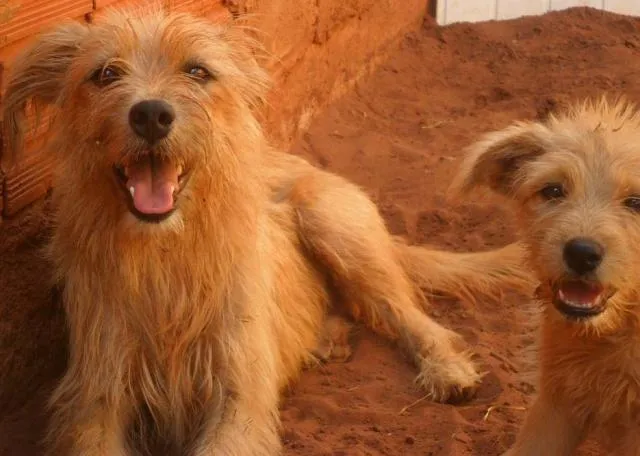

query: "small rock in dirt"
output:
491 86 512 102
405 436 415 445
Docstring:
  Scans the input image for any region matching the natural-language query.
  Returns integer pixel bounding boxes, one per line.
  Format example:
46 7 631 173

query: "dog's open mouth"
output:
113 153 189 223
552 279 610 319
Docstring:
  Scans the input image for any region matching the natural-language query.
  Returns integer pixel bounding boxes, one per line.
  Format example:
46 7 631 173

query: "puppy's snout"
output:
563 237 604 275
129 99 175 144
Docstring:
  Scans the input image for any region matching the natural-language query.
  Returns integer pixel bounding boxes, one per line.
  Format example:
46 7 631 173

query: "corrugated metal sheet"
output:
437 0 639 25
496 0 547 20
550 0 602 11
604 0 640 15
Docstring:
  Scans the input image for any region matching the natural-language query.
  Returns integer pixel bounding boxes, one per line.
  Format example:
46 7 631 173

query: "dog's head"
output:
452 96 640 331
2 7 270 227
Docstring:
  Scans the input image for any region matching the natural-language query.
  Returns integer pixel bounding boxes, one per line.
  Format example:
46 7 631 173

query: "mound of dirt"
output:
2 6 640 455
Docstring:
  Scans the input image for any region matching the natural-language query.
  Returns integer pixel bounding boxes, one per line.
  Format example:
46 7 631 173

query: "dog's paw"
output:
414 349 482 404
311 341 353 364
310 315 353 364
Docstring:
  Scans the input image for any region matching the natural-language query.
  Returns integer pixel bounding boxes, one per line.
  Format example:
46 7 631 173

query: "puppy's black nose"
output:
129 99 175 144
563 237 604 275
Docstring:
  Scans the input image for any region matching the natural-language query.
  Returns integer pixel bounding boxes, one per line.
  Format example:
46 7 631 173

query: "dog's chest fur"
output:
58 225 255 442
541 319 640 450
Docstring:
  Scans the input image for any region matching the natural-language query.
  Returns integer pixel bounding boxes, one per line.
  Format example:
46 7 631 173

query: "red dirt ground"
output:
2 6 640 455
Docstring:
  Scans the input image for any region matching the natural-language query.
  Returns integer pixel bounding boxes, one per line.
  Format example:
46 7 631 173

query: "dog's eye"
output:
539 183 566 200
624 196 640 212
91 66 121 87
186 65 213 82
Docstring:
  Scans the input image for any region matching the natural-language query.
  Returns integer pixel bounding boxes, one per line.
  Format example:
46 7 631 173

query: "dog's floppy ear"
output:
2 21 89 168
450 122 550 198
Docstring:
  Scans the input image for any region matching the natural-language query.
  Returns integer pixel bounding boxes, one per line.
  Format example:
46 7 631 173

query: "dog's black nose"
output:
129 99 175 144
563 237 604 275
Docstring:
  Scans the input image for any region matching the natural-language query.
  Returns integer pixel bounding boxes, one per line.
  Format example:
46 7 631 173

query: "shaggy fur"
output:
3 6 533 455
453 96 640 456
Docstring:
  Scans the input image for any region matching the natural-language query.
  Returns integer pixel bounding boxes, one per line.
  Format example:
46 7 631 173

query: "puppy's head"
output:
452 96 640 330
2 7 270 227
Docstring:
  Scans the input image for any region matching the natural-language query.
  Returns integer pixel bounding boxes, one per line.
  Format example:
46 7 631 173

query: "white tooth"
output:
129 186 135 197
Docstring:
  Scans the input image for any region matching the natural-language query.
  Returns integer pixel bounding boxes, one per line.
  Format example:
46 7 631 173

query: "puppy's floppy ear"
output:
450 122 550 198
2 21 89 168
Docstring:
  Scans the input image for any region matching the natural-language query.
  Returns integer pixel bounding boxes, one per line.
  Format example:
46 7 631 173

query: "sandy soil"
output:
2 6 640 455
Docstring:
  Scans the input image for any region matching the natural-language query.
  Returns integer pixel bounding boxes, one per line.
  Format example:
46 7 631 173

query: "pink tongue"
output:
126 156 179 215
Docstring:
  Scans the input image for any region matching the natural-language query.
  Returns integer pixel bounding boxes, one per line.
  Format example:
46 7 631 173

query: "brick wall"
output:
0 0 429 221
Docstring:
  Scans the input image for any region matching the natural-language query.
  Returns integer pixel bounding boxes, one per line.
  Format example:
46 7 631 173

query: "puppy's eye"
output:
539 183 566 200
186 65 213 82
91 66 120 87
624 195 640 212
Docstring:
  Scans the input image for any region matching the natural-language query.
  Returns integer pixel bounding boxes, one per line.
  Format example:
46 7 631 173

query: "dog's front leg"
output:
47 389 130 456
503 395 585 456
192 319 282 456
192 394 282 456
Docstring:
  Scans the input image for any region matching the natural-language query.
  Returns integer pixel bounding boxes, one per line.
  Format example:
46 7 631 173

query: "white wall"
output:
436 0 640 25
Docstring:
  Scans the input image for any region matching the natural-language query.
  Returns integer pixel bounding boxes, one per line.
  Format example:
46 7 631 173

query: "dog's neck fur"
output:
537 300 640 446
47 130 270 444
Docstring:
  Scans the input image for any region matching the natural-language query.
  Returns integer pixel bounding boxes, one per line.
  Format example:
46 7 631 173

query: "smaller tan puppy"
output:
452 96 640 456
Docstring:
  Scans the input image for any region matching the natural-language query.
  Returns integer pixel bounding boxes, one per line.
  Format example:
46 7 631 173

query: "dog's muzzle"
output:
551 279 615 320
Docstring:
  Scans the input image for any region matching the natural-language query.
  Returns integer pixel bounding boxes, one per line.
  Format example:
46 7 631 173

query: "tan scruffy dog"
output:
452 96 640 456
3 6 533 455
